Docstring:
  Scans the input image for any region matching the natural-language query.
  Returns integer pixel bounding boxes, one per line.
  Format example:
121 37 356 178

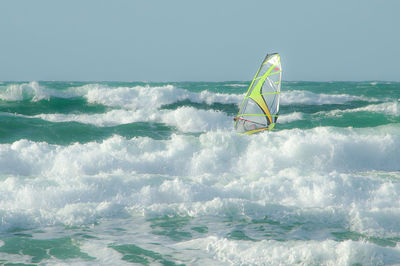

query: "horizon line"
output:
1 79 399 83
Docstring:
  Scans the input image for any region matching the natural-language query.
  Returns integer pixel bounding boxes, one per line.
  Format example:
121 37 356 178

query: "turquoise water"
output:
0 81 400 264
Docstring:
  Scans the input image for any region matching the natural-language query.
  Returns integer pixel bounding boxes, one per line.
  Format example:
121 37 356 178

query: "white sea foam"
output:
0 82 243 108
225 83 248 87
34 109 145 127
33 108 301 131
2 82 399 264
278 112 304 123
80 85 377 108
80 241 129 265
160 107 232 132
0 81 45 101
79 83 242 109
75 231 400 264
0 81 78 102
1 126 399 177
1 82 379 108
173 237 400 265
0 252 34 265
327 101 400 117
33 106 232 132
281 90 375 105
1 126 400 236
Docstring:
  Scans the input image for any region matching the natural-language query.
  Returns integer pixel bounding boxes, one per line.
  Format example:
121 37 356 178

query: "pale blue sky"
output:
0 0 399 81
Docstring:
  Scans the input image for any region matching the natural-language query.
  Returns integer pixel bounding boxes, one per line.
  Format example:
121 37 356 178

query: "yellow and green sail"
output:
234 53 281 134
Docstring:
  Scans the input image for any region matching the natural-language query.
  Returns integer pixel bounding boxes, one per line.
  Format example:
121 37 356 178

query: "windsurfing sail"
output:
234 53 281 134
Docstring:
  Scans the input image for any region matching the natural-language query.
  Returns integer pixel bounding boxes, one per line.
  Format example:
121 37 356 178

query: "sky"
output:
0 0 399 81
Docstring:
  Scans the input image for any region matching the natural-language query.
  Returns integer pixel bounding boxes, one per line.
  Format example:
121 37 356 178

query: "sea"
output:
0 80 400 265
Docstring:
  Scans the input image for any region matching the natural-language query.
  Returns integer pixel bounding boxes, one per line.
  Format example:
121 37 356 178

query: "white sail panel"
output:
234 53 281 134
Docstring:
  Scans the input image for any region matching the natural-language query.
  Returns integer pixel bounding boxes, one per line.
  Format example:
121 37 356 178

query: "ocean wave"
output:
1 127 400 237
1 82 378 109
78 83 242 109
326 101 400 117
2 81 400 264
0 81 46 101
0 132 398 237
0 81 77 102
225 83 248 87
81 84 377 108
0 82 242 107
281 90 376 105
278 112 304 123
32 106 232 132
1 126 399 177
31 108 303 132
